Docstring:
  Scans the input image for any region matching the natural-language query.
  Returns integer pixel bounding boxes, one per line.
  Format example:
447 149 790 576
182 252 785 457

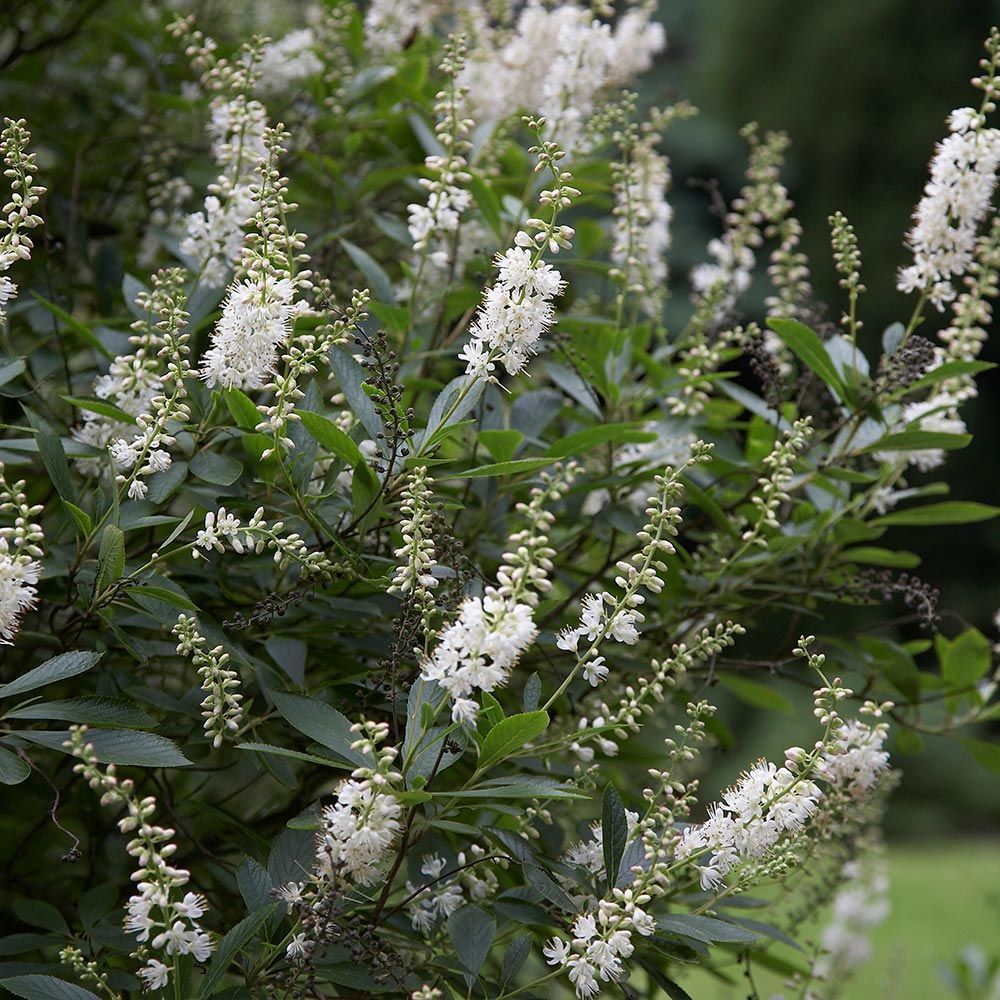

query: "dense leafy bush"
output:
1 3 999 998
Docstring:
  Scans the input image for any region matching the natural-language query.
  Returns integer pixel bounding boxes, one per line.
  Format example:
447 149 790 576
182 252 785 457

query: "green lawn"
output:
680 840 1000 999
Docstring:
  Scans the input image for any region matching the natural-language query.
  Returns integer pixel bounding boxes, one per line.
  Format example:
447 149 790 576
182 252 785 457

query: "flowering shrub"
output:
1 4 999 999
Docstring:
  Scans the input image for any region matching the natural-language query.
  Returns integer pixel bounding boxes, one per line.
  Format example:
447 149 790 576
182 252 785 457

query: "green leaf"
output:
0 747 29 785
16 729 191 767
199 904 276 996
657 913 762 945
59 396 136 425
328 345 384 441
547 423 657 457
523 863 578 912
838 546 920 569
448 904 495 977
874 501 1000 527
123 584 198 611
865 430 971 453
0 976 101 1000
718 675 794 714
24 410 77 503
236 858 272 912
904 359 994 395
446 776 587 800
190 451 243 486
339 238 395 304
0 357 26 387
298 411 364 465
500 934 531 988
469 175 502 236
236 742 352 769
767 317 846 399
601 784 628 886
11 900 68 934
223 388 261 430
478 429 523 463
477 711 549 771
450 457 559 480
95 525 125 595
61 501 92 536
29 293 112 359
959 738 1000 772
937 628 993 687
270 692 371 767
0 652 103 700
4 698 155 728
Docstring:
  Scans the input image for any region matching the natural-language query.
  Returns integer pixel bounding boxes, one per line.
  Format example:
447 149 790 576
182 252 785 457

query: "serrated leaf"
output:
449 776 587 799
61 501 92 536
657 913 762 945
270 692 370 767
0 975 101 1000
0 652 103 700
500 934 531 987
95 525 125 595
222 387 260 430
522 673 541 712
448 904 495 977
298 410 364 465
523 864 578 913
0 747 29 785
477 711 549 771
236 859 272 912
602 784 627 887
448 457 560 480
199 904 276 996
16 729 191 767
4 698 154 729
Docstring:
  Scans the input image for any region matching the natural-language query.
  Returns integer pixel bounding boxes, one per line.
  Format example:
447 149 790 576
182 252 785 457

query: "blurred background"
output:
1 0 999 995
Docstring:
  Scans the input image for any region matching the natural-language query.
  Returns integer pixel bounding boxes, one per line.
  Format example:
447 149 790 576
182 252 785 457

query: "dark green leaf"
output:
0 975 101 1000
500 934 531 987
0 652 103 700
59 396 136 425
656 913 761 944
447 904 495 977
199 904 276 996
95 526 125 595
0 747 29 785
29 293 112 358
718 675 794 714
190 452 243 486
449 458 559 480
601 784 628 886
4 698 154 728
270 692 370 766
339 238 395 304
16 729 191 767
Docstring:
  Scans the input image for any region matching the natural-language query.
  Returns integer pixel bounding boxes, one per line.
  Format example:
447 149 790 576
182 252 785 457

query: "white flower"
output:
286 932 309 961
898 112 1000 307
544 936 571 965
582 655 609 687
256 30 322 94
138 959 171 990
201 275 296 389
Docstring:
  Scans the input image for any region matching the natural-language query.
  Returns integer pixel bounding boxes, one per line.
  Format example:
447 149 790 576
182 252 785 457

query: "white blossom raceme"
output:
0 466 43 644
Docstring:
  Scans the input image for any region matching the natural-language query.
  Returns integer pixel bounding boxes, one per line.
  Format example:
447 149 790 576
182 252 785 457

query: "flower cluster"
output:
173 614 243 748
202 126 311 389
0 464 43 643
406 847 498 932
256 28 322 94
66 726 214 991
554 447 711 697
0 118 44 325
315 720 403 885
193 505 334 579
898 98 1000 309
611 117 674 317
461 2 666 153
811 854 891 987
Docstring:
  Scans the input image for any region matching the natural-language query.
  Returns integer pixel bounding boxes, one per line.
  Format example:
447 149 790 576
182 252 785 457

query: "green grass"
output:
679 839 1000 999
